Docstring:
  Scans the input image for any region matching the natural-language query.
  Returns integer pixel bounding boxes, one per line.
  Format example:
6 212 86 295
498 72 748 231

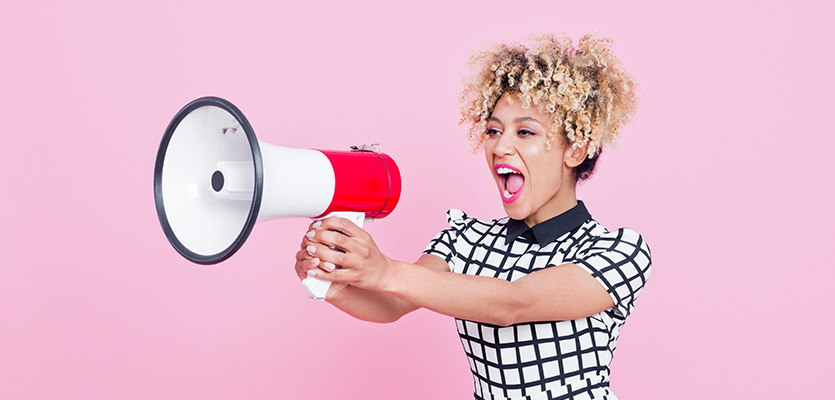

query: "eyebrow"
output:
488 116 543 125
514 116 542 125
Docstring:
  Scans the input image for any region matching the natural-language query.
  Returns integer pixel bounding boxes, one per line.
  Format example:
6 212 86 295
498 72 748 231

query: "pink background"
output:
1 1 832 398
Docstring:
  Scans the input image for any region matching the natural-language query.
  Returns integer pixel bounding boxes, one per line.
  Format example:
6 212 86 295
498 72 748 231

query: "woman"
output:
294 33 651 400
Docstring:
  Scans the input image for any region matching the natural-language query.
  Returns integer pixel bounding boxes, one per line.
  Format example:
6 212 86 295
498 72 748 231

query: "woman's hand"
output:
300 216 395 292
294 227 350 300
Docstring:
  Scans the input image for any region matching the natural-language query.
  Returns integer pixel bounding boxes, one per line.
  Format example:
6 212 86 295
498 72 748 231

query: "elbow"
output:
366 304 414 324
493 308 525 327
343 306 403 324
490 310 523 327
381 310 406 324
492 317 516 328
356 313 400 324
492 287 534 327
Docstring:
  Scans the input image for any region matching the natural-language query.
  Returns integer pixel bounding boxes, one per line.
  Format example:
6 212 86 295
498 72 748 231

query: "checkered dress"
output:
423 202 651 400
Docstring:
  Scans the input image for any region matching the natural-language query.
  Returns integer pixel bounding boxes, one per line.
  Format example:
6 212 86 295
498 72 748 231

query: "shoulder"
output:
570 223 652 319
424 209 508 265
573 223 652 274
570 222 652 277
430 209 510 249
444 209 507 233
576 222 649 254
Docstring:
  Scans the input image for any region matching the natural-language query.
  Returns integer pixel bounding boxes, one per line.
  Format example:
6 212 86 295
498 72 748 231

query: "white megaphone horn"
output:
153 96 401 300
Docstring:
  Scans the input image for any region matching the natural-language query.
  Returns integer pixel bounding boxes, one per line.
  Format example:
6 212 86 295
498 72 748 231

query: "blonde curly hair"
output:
460 33 638 158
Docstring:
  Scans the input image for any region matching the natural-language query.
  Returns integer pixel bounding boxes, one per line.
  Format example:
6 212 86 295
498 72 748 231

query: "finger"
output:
303 235 348 258
297 249 330 276
306 229 360 254
319 261 336 272
315 217 365 239
304 243 351 269
295 248 312 262
307 267 352 284
294 252 319 280
308 219 324 230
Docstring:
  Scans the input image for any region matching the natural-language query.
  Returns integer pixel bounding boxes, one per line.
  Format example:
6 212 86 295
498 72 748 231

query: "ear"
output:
563 143 588 168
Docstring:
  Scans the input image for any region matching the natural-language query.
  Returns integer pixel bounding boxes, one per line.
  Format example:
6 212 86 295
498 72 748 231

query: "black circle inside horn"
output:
154 96 263 265
211 170 224 192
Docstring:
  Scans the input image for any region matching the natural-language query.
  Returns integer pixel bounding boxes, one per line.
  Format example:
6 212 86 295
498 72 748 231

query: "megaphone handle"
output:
302 211 366 300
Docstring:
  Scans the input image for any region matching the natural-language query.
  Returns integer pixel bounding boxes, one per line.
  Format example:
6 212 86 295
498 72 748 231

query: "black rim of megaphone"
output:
154 96 263 265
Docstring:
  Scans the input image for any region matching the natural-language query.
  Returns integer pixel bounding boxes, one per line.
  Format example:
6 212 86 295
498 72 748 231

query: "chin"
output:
501 203 530 221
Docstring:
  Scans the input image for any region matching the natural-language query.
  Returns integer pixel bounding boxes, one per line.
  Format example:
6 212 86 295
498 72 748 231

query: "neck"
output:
523 184 578 227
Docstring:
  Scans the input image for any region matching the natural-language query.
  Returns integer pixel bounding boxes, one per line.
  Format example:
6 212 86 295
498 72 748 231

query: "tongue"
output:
506 174 524 193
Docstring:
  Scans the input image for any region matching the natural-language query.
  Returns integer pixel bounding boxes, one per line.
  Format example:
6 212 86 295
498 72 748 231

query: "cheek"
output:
483 143 498 178
526 148 565 189
532 165 562 189
483 143 493 165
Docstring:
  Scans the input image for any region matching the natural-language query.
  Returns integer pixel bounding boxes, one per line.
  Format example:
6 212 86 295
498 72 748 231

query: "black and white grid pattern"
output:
424 205 651 400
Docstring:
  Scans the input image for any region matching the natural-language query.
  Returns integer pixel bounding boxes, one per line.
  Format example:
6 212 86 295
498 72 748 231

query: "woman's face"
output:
484 94 578 225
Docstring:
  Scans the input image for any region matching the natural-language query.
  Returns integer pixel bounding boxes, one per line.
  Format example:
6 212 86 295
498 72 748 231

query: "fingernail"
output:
307 269 318 277
306 245 317 254
306 230 315 239
311 221 322 229
322 262 336 271
310 257 319 266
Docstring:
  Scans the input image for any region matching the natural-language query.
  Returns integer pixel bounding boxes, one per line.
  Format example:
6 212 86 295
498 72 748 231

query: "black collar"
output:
505 201 592 245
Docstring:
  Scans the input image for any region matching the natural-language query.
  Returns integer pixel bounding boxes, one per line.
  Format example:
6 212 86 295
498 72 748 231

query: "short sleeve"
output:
423 209 471 272
570 228 652 319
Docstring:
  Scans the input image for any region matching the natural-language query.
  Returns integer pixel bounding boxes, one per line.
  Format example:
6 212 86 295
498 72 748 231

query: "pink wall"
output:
1 1 832 398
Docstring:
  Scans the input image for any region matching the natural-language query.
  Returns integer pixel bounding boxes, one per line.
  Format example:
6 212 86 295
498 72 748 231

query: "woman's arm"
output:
304 217 614 326
384 256 614 326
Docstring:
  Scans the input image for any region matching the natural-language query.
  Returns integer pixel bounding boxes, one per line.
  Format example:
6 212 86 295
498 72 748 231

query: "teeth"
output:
503 190 513 198
496 167 520 175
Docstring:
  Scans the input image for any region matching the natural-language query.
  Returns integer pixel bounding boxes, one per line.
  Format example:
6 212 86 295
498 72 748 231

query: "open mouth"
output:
495 164 525 203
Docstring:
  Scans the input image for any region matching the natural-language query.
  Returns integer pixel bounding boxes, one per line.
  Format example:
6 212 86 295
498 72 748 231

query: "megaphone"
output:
153 96 401 299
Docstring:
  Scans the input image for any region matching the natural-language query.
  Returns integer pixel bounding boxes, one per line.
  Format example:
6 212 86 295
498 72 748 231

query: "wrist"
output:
325 282 349 305
381 258 405 295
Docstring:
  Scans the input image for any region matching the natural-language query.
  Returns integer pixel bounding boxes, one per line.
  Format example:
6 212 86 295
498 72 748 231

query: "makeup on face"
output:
484 95 575 225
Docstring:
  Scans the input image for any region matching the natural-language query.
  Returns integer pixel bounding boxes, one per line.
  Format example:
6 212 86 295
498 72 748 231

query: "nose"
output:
492 132 515 157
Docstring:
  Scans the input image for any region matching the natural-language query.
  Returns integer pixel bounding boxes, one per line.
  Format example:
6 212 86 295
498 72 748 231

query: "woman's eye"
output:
518 129 536 137
485 128 501 137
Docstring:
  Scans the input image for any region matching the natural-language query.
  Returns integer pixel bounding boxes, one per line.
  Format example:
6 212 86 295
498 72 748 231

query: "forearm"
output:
327 284 419 323
382 260 524 326
302 209 614 327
